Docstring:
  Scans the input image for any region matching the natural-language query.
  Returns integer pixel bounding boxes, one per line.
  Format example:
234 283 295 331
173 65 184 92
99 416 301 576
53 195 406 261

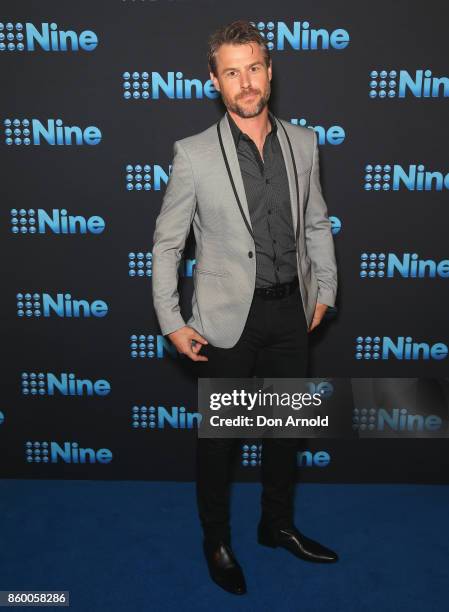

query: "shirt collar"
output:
227 109 278 147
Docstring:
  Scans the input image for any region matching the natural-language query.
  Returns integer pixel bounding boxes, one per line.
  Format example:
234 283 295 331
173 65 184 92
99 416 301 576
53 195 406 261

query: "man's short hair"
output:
207 20 271 77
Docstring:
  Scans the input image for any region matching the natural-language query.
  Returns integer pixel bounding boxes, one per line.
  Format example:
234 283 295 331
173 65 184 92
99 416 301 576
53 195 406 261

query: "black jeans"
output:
192 283 309 545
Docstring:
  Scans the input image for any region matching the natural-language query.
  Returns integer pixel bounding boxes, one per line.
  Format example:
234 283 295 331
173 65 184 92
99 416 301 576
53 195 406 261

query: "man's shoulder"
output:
276 116 315 145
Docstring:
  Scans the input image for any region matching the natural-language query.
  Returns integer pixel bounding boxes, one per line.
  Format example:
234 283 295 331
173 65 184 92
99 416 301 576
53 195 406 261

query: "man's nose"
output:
239 70 251 89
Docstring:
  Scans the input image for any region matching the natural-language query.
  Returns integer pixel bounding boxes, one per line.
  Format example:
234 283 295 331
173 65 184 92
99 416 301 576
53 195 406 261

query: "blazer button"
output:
248 251 253 258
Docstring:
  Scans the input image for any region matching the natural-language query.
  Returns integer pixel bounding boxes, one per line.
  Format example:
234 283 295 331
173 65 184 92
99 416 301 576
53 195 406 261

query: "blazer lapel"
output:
218 113 254 236
274 115 300 241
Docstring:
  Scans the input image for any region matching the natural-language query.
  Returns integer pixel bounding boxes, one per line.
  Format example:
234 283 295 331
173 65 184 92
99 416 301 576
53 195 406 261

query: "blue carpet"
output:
0 480 448 611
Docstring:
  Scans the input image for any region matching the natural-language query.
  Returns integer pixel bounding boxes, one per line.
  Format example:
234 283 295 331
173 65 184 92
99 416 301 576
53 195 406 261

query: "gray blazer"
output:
152 111 337 349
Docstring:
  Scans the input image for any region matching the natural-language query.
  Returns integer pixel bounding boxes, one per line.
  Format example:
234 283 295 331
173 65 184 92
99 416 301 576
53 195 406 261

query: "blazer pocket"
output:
194 266 228 277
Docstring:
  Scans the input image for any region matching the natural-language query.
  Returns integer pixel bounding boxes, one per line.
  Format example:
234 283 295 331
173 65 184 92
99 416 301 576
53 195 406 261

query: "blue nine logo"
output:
4 119 101 146
123 71 219 101
21 372 111 396
131 335 196 359
0 22 98 52
17 293 108 318
251 21 349 51
365 164 449 191
355 337 448 360
370 69 449 99
353 407 442 433
11 209 105 235
25 441 112 464
126 164 171 191
132 405 201 429
360 253 449 279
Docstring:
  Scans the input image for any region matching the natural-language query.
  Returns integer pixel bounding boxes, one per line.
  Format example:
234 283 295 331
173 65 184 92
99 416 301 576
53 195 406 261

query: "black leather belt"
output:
254 276 299 300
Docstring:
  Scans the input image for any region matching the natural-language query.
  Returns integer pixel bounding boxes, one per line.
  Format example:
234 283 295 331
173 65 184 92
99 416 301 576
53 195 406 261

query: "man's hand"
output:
308 302 328 333
167 326 209 361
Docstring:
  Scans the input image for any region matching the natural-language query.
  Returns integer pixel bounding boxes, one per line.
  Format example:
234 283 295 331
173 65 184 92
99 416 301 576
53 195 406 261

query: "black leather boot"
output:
258 523 338 563
203 540 247 595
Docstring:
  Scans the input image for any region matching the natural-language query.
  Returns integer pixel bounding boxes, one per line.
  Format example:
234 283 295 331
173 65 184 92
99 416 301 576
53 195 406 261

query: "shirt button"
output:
248 251 253 258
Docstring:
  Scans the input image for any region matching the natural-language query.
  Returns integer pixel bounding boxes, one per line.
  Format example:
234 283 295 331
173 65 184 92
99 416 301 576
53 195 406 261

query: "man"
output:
152 20 338 595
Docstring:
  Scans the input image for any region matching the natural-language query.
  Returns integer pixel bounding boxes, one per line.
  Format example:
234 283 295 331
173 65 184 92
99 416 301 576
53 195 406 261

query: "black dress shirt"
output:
227 110 298 288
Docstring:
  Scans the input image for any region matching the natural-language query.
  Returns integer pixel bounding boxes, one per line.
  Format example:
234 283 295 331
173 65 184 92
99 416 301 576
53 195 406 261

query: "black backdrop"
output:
1 0 448 482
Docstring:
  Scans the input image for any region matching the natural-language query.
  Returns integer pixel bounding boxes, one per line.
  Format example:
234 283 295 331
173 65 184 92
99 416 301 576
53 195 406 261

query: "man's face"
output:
210 42 272 118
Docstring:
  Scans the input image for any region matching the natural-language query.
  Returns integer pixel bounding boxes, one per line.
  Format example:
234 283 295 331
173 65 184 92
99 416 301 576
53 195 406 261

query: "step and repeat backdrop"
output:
1 0 448 482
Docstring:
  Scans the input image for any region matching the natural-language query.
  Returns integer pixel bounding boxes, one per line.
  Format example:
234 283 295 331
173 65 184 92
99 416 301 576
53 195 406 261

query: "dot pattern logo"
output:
0 22 25 52
352 408 377 431
128 252 152 277
369 70 398 98
25 441 50 463
126 164 153 190
11 209 37 234
360 253 386 278
241 443 263 467
21 372 47 395
364 164 392 191
132 405 158 429
130 334 155 358
355 336 382 360
4 118 31 145
250 21 276 50
122 71 151 100
17 293 42 317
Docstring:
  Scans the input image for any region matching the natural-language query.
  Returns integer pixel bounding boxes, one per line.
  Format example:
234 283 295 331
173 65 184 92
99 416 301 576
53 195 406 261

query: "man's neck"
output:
227 107 272 149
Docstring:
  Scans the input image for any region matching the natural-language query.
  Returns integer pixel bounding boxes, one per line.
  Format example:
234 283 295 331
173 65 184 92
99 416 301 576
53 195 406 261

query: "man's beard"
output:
222 81 271 118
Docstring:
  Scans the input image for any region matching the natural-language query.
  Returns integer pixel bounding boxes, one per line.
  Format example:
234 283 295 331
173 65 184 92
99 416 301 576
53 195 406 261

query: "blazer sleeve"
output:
152 140 197 336
304 129 338 308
